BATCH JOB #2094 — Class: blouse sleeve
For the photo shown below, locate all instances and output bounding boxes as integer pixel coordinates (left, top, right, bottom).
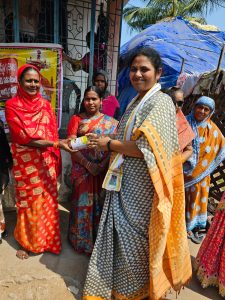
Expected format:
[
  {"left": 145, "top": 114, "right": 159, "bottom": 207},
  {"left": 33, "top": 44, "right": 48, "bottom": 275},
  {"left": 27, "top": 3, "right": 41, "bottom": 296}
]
[{"left": 67, "top": 115, "right": 81, "bottom": 137}]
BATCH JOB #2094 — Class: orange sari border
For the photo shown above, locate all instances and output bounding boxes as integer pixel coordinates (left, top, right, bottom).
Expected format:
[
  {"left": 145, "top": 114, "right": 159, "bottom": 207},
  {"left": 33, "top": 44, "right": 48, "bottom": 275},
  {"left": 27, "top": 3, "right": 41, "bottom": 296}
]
[
  {"left": 83, "top": 297, "right": 106, "bottom": 300},
  {"left": 111, "top": 284, "right": 149, "bottom": 300},
  {"left": 84, "top": 284, "right": 149, "bottom": 300}
]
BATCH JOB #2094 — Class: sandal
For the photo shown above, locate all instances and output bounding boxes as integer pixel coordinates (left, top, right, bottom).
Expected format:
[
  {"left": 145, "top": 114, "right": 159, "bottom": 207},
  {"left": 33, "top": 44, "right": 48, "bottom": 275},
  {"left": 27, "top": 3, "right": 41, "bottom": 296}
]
[
  {"left": 187, "top": 231, "right": 202, "bottom": 244},
  {"left": 194, "top": 231, "right": 204, "bottom": 241}
]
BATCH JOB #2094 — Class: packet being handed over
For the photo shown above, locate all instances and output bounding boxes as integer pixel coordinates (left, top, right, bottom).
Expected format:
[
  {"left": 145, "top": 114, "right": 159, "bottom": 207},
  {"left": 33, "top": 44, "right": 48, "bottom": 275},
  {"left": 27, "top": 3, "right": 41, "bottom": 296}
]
[{"left": 70, "top": 136, "right": 88, "bottom": 150}]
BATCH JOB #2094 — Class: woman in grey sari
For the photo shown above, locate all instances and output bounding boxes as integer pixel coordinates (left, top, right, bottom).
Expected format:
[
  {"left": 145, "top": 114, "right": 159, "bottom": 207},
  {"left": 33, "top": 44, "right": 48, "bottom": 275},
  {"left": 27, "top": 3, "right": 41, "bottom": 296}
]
[{"left": 83, "top": 48, "right": 191, "bottom": 300}]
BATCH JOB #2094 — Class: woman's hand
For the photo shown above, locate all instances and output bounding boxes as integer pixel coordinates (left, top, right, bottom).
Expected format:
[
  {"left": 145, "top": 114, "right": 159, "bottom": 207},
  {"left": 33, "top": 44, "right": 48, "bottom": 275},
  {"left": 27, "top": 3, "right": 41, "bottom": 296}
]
[
  {"left": 67, "top": 135, "right": 77, "bottom": 149},
  {"left": 87, "top": 134, "right": 111, "bottom": 151},
  {"left": 86, "top": 133, "right": 99, "bottom": 149},
  {"left": 59, "top": 139, "right": 77, "bottom": 153},
  {"left": 96, "top": 137, "right": 111, "bottom": 151},
  {"left": 67, "top": 138, "right": 73, "bottom": 149},
  {"left": 62, "top": 52, "right": 73, "bottom": 63},
  {"left": 86, "top": 133, "right": 98, "bottom": 140}
]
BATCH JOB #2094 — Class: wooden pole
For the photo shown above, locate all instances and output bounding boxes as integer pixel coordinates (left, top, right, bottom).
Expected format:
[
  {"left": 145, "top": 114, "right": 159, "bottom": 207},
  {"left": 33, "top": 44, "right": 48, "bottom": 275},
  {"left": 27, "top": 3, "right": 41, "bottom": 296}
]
[
  {"left": 180, "top": 57, "right": 185, "bottom": 74},
  {"left": 213, "top": 44, "right": 225, "bottom": 91}
]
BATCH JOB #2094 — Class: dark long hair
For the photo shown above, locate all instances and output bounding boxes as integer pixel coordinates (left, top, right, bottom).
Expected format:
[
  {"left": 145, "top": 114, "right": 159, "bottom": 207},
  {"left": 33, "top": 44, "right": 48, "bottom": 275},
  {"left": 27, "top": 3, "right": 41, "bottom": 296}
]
[
  {"left": 79, "top": 86, "right": 103, "bottom": 113},
  {"left": 92, "top": 69, "right": 110, "bottom": 98}
]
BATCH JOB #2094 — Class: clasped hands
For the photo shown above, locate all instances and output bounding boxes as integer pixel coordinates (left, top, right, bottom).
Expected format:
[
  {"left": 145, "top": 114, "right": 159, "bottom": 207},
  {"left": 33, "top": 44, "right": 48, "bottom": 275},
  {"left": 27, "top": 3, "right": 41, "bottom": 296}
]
[
  {"left": 86, "top": 133, "right": 111, "bottom": 151},
  {"left": 60, "top": 134, "right": 111, "bottom": 152}
]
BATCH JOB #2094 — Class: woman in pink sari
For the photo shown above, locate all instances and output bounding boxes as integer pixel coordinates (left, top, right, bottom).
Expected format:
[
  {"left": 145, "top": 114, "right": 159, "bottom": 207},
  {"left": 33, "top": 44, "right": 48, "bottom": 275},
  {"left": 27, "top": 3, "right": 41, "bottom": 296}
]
[{"left": 67, "top": 86, "right": 118, "bottom": 255}]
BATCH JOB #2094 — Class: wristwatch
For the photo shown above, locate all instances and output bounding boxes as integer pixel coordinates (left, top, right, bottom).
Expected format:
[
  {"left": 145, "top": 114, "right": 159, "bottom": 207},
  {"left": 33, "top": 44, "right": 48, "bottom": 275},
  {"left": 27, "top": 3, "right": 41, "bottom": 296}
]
[{"left": 107, "top": 139, "right": 112, "bottom": 152}]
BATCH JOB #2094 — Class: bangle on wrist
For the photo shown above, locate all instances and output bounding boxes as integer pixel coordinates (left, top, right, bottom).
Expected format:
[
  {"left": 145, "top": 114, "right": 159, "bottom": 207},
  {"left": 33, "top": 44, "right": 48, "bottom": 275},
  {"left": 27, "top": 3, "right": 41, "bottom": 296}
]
[
  {"left": 107, "top": 139, "right": 112, "bottom": 152},
  {"left": 53, "top": 141, "right": 60, "bottom": 148},
  {"left": 86, "top": 162, "right": 91, "bottom": 169}
]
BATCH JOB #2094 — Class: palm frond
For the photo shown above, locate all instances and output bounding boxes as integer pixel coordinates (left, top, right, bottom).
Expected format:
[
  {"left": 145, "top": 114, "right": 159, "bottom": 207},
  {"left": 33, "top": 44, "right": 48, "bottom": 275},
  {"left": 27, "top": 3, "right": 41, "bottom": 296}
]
[
  {"left": 123, "top": 6, "right": 174, "bottom": 30},
  {"left": 123, "top": 6, "right": 141, "bottom": 23},
  {"left": 182, "top": 0, "right": 225, "bottom": 15},
  {"left": 123, "top": 0, "right": 225, "bottom": 31}
]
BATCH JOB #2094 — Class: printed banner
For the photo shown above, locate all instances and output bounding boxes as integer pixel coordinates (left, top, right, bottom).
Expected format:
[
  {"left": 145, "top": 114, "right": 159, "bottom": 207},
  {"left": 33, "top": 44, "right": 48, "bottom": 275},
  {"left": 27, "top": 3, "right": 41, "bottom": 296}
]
[{"left": 0, "top": 43, "right": 63, "bottom": 131}]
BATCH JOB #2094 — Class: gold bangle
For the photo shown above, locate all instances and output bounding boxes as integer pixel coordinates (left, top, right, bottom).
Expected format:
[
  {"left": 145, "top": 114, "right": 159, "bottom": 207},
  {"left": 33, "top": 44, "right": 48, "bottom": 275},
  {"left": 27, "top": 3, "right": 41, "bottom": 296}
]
[
  {"left": 86, "top": 162, "right": 91, "bottom": 168},
  {"left": 53, "top": 141, "right": 60, "bottom": 148}
]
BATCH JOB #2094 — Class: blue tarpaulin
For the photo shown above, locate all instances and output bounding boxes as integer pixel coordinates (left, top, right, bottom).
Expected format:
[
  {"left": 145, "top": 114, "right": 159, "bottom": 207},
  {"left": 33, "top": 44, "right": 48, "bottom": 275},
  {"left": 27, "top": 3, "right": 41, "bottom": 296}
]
[{"left": 118, "top": 17, "right": 225, "bottom": 113}]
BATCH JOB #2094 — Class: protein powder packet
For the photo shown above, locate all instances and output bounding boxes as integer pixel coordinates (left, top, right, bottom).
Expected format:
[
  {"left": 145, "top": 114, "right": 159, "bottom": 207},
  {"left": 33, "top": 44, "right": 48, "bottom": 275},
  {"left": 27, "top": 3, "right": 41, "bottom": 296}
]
[{"left": 70, "top": 136, "right": 88, "bottom": 150}]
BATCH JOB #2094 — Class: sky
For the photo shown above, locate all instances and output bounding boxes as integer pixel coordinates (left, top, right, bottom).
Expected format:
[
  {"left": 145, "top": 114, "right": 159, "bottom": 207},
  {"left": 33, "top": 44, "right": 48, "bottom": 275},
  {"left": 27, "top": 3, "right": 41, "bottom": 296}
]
[{"left": 121, "top": 0, "right": 225, "bottom": 45}]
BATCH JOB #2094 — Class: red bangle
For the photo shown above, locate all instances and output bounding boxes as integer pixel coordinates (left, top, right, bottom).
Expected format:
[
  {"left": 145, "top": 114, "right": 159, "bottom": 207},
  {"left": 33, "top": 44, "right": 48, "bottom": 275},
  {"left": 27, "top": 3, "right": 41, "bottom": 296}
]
[{"left": 53, "top": 141, "right": 60, "bottom": 148}]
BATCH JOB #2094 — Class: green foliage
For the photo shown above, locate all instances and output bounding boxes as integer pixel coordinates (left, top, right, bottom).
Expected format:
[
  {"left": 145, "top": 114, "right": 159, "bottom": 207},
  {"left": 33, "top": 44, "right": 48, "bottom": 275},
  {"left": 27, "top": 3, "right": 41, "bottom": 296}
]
[{"left": 123, "top": 0, "right": 225, "bottom": 31}]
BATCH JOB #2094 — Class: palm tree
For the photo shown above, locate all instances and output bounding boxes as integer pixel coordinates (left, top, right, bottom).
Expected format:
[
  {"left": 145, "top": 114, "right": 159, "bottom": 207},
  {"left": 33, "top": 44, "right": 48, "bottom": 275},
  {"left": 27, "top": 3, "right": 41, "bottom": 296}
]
[{"left": 123, "top": 0, "right": 225, "bottom": 31}]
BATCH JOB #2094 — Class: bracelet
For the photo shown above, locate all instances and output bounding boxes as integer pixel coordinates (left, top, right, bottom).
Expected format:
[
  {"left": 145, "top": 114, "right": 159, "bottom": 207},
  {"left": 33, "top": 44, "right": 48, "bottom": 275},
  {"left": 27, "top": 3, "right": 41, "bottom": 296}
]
[
  {"left": 86, "top": 162, "right": 91, "bottom": 169},
  {"left": 107, "top": 139, "right": 112, "bottom": 152},
  {"left": 53, "top": 141, "right": 60, "bottom": 148}
]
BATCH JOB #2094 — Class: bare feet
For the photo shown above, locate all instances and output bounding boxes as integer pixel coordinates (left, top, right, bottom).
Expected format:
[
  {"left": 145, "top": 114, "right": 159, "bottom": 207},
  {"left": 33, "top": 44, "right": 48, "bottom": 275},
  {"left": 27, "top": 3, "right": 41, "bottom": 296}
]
[{"left": 16, "top": 249, "right": 29, "bottom": 259}]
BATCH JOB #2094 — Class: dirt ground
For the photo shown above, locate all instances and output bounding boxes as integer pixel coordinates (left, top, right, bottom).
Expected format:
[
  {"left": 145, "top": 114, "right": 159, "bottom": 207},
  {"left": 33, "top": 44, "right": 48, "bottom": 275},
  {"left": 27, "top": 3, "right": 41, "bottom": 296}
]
[{"left": 0, "top": 203, "right": 223, "bottom": 300}]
